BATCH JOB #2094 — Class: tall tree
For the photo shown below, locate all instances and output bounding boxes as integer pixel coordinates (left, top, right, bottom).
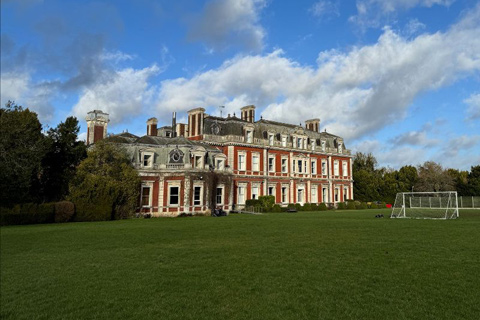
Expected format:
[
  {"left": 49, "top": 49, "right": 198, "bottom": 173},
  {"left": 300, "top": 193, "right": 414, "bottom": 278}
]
[
  {"left": 353, "top": 152, "right": 381, "bottom": 201},
  {"left": 0, "top": 102, "right": 48, "bottom": 206},
  {"left": 40, "top": 117, "right": 87, "bottom": 201},
  {"left": 69, "top": 141, "right": 140, "bottom": 221},
  {"left": 415, "top": 161, "right": 454, "bottom": 192},
  {"left": 397, "top": 165, "right": 418, "bottom": 192},
  {"left": 465, "top": 165, "right": 480, "bottom": 196}
]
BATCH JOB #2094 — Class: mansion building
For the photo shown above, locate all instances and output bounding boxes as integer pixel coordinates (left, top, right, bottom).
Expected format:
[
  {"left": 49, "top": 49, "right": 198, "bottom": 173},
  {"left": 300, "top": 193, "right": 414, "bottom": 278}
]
[{"left": 86, "top": 105, "right": 353, "bottom": 216}]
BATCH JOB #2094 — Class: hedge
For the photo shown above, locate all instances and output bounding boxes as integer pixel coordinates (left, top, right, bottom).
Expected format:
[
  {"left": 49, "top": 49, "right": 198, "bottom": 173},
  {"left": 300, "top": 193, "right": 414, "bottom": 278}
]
[{"left": 0, "top": 203, "right": 55, "bottom": 226}]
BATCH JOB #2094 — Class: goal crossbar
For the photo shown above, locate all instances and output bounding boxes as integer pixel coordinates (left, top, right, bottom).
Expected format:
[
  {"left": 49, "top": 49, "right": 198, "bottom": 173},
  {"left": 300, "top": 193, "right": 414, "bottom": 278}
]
[{"left": 390, "top": 191, "right": 459, "bottom": 219}]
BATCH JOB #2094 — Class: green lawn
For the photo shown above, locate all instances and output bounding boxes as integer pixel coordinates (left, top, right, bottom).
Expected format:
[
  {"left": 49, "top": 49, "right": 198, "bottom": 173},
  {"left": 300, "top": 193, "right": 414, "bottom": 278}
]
[{"left": 1, "top": 209, "right": 479, "bottom": 320}]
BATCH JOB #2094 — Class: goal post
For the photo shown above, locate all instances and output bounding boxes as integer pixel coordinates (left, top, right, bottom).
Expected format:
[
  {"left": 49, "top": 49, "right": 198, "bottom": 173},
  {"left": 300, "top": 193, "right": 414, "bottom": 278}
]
[{"left": 390, "top": 191, "right": 459, "bottom": 219}]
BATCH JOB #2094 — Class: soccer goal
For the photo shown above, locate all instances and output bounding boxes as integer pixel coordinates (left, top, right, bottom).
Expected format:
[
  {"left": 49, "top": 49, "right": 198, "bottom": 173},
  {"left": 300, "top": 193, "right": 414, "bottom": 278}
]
[{"left": 390, "top": 192, "right": 459, "bottom": 219}]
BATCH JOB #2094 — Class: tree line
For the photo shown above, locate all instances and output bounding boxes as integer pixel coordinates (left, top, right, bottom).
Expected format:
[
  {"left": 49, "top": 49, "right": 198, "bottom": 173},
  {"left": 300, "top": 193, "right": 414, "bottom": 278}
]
[
  {"left": 353, "top": 152, "right": 480, "bottom": 203},
  {"left": 0, "top": 102, "right": 140, "bottom": 224}
]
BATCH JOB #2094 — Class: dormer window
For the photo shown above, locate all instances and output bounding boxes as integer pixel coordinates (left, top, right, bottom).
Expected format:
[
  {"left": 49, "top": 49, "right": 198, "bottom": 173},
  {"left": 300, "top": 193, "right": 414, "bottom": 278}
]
[
  {"left": 297, "top": 138, "right": 302, "bottom": 149},
  {"left": 269, "top": 134, "right": 274, "bottom": 146},
  {"left": 143, "top": 154, "right": 152, "bottom": 167},
  {"left": 282, "top": 135, "right": 287, "bottom": 147},
  {"left": 338, "top": 143, "right": 343, "bottom": 154},
  {"left": 321, "top": 140, "right": 326, "bottom": 152},
  {"left": 195, "top": 156, "right": 203, "bottom": 168},
  {"left": 216, "top": 159, "right": 224, "bottom": 170},
  {"left": 246, "top": 130, "right": 253, "bottom": 143},
  {"left": 141, "top": 152, "right": 154, "bottom": 168}
]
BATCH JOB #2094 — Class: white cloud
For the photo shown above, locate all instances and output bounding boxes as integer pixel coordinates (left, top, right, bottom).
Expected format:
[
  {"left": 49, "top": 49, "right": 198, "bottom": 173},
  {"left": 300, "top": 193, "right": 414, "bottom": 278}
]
[
  {"left": 390, "top": 130, "right": 439, "bottom": 147},
  {"left": 100, "top": 50, "right": 136, "bottom": 64},
  {"left": 156, "top": 4, "right": 480, "bottom": 142},
  {"left": 0, "top": 72, "right": 56, "bottom": 122},
  {"left": 350, "top": 0, "right": 455, "bottom": 29},
  {"left": 309, "top": 1, "right": 340, "bottom": 20},
  {"left": 0, "top": 72, "right": 30, "bottom": 103},
  {"left": 464, "top": 93, "right": 480, "bottom": 121},
  {"left": 72, "top": 64, "right": 160, "bottom": 124},
  {"left": 187, "top": 0, "right": 267, "bottom": 51}
]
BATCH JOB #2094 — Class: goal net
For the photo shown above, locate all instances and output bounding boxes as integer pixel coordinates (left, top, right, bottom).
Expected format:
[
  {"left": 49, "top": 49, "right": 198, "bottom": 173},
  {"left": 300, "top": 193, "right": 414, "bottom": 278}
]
[{"left": 390, "top": 192, "right": 459, "bottom": 219}]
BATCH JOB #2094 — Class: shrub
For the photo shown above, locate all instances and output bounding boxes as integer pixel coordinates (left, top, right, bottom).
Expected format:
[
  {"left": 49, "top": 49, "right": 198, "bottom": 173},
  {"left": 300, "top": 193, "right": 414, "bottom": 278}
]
[
  {"left": 318, "top": 203, "right": 328, "bottom": 211},
  {"left": 346, "top": 201, "right": 356, "bottom": 210},
  {"left": 302, "top": 203, "right": 312, "bottom": 211},
  {"left": 294, "top": 203, "right": 302, "bottom": 212},
  {"left": 0, "top": 203, "right": 55, "bottom": 226},
  {"left": 287, "top": 203, "right": 296, "bottom": 210},
  {"left": 272, "top": 204, "right": 282, "bottom": 213},
  {"left": 37, "top": 203, "right": 55, "bottom": 224},
  {"left": 370, "top": 202, "right": 378, "bottom": 209},
  {"left": 55, "top": 201, "right": 75, "bottom": 223},
  {"left": 337, "top": 202, "right": 346, "bottom": 210},
  {"left": 245, "top": 199, "right": 261, "bottom": 208},
  {"left": 310, "top": 203, "right": 319, "bottom": 211},
  {"left": 259, "top": 196, "right": 275, "bottom": 212},
  {"left": 356, "top": 202, "right": 368, "bottom": 210}
]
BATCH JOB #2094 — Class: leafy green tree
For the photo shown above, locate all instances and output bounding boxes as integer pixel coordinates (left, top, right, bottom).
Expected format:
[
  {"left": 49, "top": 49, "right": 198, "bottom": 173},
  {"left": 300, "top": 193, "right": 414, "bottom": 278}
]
[
  {"left": 465, "top": 166, "right": 480, "bottom": 196},
  {"left": 397, "top": 165, "right": 418, "bottom": 192},
  {"left": 40, "top": 117, "right": 87, "bottom": 201},
  {"left": 69, "top": 141, "right": 140, "bottom": 221},
  {"left": 0, "top": 102, "right": 48, "bottom": 206},
  {"left": 415, "top": 161, "right": 454, "bottom": 192},
  {"left": 353, "top": 152, "right": 381, "bottom": 201},
  {"left": 448, "top": 168, "right": 469, "bottom": 196}
]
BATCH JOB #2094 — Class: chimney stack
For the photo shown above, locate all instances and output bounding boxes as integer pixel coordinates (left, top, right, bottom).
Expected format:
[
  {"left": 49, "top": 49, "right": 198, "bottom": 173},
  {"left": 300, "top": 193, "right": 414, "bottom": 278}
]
[
  {"left": 147, "top": 117, "right": 158, "bottom": 136},
  {"left": 305, "top": 118, "right": 320, "bottom": 132},
  {"left": 86, "top": 110, "right": 109, "bottom": 145},
  {"left": 240, "top": 105, "right": 256, "bottom": 123},
  {"left": 171, "top": 112, "right": 177, "bottom": 138},
  {"left": 187, "top": 107, "right": 206, "bottom": 139}
]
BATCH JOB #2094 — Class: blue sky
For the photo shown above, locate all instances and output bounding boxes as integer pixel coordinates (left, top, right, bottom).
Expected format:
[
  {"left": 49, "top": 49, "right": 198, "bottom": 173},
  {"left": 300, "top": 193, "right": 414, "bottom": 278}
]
[{"left": 1, "top": 0, "right": 479, "bottom": 170}]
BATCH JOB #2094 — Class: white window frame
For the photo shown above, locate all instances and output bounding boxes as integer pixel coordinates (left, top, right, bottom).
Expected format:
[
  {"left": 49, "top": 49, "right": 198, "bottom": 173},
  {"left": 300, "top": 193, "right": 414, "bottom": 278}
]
[
  {"left": 321, "top": 140, "right": 326, "bottom": 152},
  {"left": 342, "top": 161, "right": 348, "bottom": 177},
  {"left": 334, "top": 160, "right": 339, "bottom": 176},
  {"left": 281, "top": 157, "right": 288, "bottom": 173},
  {"left": 281, "top": 135, "right": 287, "bottom": 147},
  {"left": 238, "top": 152, "right": 246, "bottom": 171},
  {"left": 297, "top": 160, "right": 302, "bottom": 173},
  {"left": 216, "top": 186, "right": 224, "bottom": 205},
  {"left": 311, "top": 141, "right": 315, "bottom": 151},
  {"left": 338, "top": 143, "right": 343, "bottom": 154},
  {"left": 343, "top": 186, "right": 348, "bottom": 201},
  {"left": 322, "top": 187, "right": 328, "bottom": 203},
  {"left": 216, "top": 158, "right": 225, "bottom": 170},
  {"left": 322, "top": 160, "right": 327, "bottom": 175},
  {"left": 311, "top": 160, "right": 317, "bottom": 175},
  {"left": 252, "top": 153, "right": 260, "bottom": 172},
  {"left": 268, "top": 155, "right": 275, "bottom": 172},
  {"left": 238, "top": 185, "right": 246, "bottom": 205},
  {"left": 142, "top": 151, "right": 154, "bottom": 168},
  {"left": 268, "top": 185, "right": 275, "bottom": 201},
  {"left": 311, "top": 186, "right": 317, "bottom": 204},
  {"left": 281, "top": 186, "right": 288, "bottom": 204},
  {"left": 193, "top": 184, "right": 203, "bottom": 206},
  {"left": 251, "top": 184, "right": 260, "bottom": 200},
  {"left": 334, "top": 187, "right": 339, "bottom": 202},
  {"left": 168, "top": 184, "right": 181, "bottom": 207},
  {"left": 141, "top": 185, "right": 152, "bottom": 207},
  {"left": 297, "top": 138, "right": 302, "bottom": 149},
  {"left": 269, "top": 134, "right": 274, "bottom": 146},
  {"left": 297, "top": 187, "right": 305, "bottom": 204},
  {"left": 246, "top": 130, "right": 253, "bottom": 143},
  {"left": 195, "top": 155, "right": 203, "bottom": 169}
]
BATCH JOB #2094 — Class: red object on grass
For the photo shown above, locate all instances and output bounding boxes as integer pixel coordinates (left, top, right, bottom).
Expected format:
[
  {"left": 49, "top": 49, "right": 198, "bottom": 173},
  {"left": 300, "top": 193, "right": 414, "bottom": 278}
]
[{"left": 386, "top": 204, "right": 392, "bottom": 208}]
